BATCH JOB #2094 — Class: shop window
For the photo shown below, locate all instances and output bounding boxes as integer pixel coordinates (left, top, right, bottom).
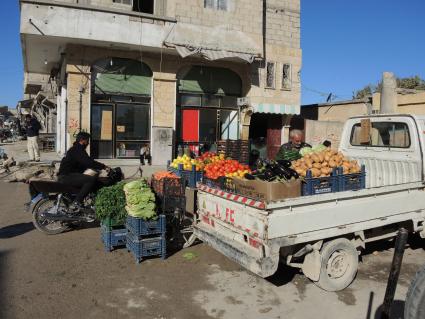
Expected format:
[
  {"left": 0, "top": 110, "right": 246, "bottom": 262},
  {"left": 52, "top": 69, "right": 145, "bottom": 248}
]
[
  {"left": 350, "top": 122, "right": 411, "bottom": 148},
  {"left": 282, "top": 63, "right": 292, "bottom": 90},
  {"left": 204, "top": 0, "right": 228, "bottom": 11},
  {"left": 181, "top": 95, "right": 201, "bottom": 107},
  {"left": 133, "top": 0, "right": 154, "bottom": 14},
  {"left": 266, "top": 62, "right": 276, "bottom": 89}
]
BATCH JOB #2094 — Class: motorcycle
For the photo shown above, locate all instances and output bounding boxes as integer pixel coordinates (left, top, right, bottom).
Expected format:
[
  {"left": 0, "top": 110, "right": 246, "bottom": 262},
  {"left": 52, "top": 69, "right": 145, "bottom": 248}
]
[{"left": 28, "top": 167, "right": 123, "bottom": 235}]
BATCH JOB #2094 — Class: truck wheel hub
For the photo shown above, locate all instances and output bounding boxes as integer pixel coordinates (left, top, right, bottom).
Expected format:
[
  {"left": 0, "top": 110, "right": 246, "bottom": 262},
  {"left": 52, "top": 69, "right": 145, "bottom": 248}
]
[{"left": 327, "top": 250, "right": 349, "bottom": 279}]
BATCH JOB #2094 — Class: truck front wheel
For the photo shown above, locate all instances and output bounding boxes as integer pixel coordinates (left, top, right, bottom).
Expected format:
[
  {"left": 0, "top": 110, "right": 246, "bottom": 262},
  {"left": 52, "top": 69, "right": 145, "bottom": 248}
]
[{"left": 314, "top": 238, "right": 359, "bottom": 292}]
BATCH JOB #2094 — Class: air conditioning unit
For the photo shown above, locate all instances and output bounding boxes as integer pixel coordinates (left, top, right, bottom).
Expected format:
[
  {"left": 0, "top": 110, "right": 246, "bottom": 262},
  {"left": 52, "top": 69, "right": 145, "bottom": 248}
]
[{"left": 237, "top": 97, "right": 250, "bottom": 107}]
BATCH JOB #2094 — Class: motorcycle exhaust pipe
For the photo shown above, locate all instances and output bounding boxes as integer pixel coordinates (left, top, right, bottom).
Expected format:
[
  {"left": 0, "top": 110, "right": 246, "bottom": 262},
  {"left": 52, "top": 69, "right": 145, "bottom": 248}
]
[{"left": 41, "top": 212, "right": 88, "bottom": 222}]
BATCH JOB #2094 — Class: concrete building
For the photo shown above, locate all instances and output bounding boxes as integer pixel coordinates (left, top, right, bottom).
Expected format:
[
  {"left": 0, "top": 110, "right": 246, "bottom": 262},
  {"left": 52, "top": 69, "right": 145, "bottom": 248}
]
[
  {"left": 20, "top": 0, "right": 302, "bottom": 163},
  {"left": 300, "top": 89, "right": 425, "bottom": 149}
]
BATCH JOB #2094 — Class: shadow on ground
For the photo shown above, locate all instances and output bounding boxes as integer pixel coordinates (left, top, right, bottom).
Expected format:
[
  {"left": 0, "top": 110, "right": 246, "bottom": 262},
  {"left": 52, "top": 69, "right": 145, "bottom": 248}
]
[
  {"left": 265, "top": 263, "right": 299, "bottom": 287},
  {"left": 0, "top": 222, "right": 34, "bottom": 239}
]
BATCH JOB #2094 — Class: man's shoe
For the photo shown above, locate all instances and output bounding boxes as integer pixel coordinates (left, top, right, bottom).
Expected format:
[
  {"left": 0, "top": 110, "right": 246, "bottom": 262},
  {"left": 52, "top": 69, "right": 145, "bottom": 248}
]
[
  {"left": 35, "top": 159, "right": 40, "bottom": 162},
  {"left": 69, "top": 201, "right": 84, "bottom": 213}
]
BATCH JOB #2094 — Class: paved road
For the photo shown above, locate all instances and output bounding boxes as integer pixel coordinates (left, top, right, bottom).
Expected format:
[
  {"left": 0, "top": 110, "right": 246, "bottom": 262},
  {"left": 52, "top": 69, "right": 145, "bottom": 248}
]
[{"left": 1, "top": 182, "right": 424, "bottom": 319}]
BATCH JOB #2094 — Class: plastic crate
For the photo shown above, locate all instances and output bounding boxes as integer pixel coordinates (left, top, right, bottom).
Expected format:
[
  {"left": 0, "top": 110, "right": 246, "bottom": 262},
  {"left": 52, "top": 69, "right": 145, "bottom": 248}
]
[
  {"left": 101, "top": 225, "right": 127, "bottom": 252},
  {"left": 168, "top": 163, "right": 203, "bottom": 188},
  {"left": 302, "top": 170, "right": 339, "bottom": 196},
  {"left": 202, "top": 176, "right": 236, "bottom": 193},
  {"left": 152, "top": 176, "right": 185, "bottom": 198},
  {"left": 160, "top": 196, "right": 186, "bottom": 213},
  {"left": 100, "top": 216, "right": 126, "bottom": 230},
  {"left": 337, "top": 165, "right": 366, "bottom": 192},
  {"left": 126, "top": 215, "right": 166, "bottom": 236},
  {"left": 126, "top": 233, "right": 166, "bottom": 263}
]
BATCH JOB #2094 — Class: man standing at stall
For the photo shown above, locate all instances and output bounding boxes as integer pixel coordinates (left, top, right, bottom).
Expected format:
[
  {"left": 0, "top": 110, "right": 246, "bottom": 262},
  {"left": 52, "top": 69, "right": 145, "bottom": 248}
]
[
  {"left": 25, "top": 114, "right": 41, "bottom": 162},
  {"left": 275, "top": 129, "right": 311, "bottom": 161}
]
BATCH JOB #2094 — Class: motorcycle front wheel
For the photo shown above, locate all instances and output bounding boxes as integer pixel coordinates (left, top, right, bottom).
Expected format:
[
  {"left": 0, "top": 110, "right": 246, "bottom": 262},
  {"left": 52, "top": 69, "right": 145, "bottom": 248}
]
[{"left": 32, "top": 197, "right": 70, "bottom": 235}]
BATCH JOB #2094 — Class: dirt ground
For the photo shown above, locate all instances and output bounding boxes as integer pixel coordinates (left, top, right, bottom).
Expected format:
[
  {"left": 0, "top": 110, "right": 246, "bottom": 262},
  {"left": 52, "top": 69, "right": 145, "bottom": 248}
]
[{"left": 1, "top": 181, "right": 425, "bottom": 319}]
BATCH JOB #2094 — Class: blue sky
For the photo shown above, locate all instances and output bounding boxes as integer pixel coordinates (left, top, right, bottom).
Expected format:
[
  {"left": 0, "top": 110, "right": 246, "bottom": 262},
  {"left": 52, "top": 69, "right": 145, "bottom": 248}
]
[
  {"left": 302, "top": 0, "right": 425, "bottom": 104},
  {"left": 0, "top": 1, "right": 424, "bottom": 107}
]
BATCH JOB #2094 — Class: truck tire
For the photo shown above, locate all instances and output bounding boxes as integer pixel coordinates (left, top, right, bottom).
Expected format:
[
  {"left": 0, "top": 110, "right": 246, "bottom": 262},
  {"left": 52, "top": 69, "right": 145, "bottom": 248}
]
[
  {"left": 315, "top": 238, "right": 358, "bottom": 292},
  {"left": 404, "top": 264, "right": 425, "bottom": 319}
]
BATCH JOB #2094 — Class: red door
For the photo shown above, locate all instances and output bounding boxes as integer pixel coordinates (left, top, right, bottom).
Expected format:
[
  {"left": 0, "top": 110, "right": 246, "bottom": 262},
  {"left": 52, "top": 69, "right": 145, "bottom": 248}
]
[
  {"left": 182, "top": 109, "right": 199, "bottom": 154},
  {"left": 267, "top": 116, "right": 282, "bottom": 159}
]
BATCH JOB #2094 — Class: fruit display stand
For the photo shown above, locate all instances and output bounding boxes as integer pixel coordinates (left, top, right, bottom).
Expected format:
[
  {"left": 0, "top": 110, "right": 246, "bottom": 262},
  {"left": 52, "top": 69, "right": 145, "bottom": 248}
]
[{"left": 167, "top": 163, "right": 203, "bottom": 188}]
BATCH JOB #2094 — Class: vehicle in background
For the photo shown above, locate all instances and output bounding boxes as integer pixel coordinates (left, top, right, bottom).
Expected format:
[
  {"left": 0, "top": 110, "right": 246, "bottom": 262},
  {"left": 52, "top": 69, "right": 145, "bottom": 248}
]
[{"left": 193, "top": 114, "right": 425, "bottom": 291}]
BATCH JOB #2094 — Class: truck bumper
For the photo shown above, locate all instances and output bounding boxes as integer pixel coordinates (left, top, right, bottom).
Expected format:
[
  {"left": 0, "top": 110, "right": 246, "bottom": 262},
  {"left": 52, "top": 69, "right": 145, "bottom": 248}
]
[{"left": 194, "top": 223, "right": 279, "bottom": 278}]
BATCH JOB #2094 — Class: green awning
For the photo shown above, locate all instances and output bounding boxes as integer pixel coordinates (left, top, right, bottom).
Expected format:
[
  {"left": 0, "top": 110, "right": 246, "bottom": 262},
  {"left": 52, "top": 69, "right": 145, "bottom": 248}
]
[
  {"left": 178, "top": 66, "right": 242, "bottom": 96},
  {"left": 93, "top": 58, "right": 153, "bottom": 96}
]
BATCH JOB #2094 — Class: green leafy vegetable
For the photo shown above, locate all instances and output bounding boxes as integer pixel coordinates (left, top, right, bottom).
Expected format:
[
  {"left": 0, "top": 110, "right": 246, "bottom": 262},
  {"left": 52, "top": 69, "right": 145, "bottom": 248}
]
[
  {"left": 95, "top": 181, "right": 127, "bottom": 224},
  {"left": 124, "top": 179, "right": 157, "bottom": 220}
]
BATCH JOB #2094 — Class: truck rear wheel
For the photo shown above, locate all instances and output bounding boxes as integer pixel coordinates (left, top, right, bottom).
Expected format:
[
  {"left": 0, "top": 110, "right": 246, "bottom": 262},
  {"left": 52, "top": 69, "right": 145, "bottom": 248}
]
[
  {"left": 405, "top": 264, "right": 425, "bottom": 319},
  {"left": 314, "top": 238, "right": 358, "bottom": 292}
]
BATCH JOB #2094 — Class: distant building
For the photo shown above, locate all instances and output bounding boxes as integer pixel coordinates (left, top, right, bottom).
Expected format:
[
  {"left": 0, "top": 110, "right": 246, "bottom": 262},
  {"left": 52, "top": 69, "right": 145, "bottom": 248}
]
[{"left": 20, "top": 0, "right": 302, "bottom": 161}]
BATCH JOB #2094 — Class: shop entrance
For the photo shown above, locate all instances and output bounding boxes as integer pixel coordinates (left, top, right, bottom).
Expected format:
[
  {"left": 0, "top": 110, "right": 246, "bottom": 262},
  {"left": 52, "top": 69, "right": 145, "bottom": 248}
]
[
  {"left": 91, "top": 102, "right": 150, "bottom": 158},
  {"left": 249, "top": 113, "right": 282, "bottom": 159},
  {"left": 90, "top": 58, "right": 152, "bottom": 159},
  {"left": 176, "top": 66, "right": 242, "bottom": 155}
]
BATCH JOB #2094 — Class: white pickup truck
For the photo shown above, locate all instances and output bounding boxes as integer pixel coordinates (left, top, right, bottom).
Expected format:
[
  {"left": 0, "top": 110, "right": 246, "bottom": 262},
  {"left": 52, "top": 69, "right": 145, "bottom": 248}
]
[{"left": 193, "top": 114, "right": 425, "bottom": 291}]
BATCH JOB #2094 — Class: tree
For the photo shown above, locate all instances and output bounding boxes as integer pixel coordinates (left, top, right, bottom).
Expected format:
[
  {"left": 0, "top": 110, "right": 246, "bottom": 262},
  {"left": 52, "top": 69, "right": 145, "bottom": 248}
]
[
  {"left": 354, "top": 84, "right": 375, "bottom": 99},
  {"left": 354, "top": 75, "right": 425, "bottom": 99}
]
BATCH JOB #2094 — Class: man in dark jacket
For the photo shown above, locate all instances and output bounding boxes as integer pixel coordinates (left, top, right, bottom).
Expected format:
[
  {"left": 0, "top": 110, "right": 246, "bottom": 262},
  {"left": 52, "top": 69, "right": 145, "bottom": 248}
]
[
  {"left": 25, "top": 114, "right": 41, "bottom": 161},
  {"left": 275, "top": 129, "right": 311, "bottom": 160},
  {"left": 58, "top": 132, "right": 108, "bottom": 211}
]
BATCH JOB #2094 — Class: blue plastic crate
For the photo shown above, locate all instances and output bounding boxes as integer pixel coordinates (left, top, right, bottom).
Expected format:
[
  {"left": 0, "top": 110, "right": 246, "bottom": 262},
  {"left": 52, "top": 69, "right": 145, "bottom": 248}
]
[
  {"left": 126, "top": 232, "right": 166, "bottom": 263},
  {"left": 168, "top": 163, "right": 203, "bottom": 188},
  {"left": 126, "top": 215, "right": 166, "bottom": 236},
  {"left": 302, "top": 169, "right": 339, "bottom": 196},
  {"left": 337, "top": 165, "right": 366, "bottom": 192},
  {"left": 101, "top": 225, "right": 127, "bottom": 252}
]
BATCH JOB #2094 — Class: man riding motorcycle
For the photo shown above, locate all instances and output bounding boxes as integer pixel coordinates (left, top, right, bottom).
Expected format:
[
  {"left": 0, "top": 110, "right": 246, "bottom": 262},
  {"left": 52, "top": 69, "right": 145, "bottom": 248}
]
[{"left": 57, "top": 132, "right": 109, "bottom": 212}]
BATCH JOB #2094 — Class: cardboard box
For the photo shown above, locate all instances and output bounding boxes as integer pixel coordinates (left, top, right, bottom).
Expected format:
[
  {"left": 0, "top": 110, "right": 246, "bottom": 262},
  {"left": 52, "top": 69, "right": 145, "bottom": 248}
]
[{"left": 232, "top": 178, "right": 301, "bottom": 202}]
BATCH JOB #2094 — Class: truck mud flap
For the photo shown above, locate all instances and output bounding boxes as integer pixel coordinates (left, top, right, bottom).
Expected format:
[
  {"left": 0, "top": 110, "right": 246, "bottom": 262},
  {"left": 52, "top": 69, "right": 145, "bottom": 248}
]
[{"left": 194, "top": 224, "right": 279, "bottom": 278}]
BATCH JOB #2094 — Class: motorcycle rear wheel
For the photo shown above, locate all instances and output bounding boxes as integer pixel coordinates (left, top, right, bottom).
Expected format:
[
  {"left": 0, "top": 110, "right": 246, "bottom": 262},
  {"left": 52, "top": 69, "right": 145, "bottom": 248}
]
[{"left": 32, "top": 198, "right": 70, "bottom": 235}]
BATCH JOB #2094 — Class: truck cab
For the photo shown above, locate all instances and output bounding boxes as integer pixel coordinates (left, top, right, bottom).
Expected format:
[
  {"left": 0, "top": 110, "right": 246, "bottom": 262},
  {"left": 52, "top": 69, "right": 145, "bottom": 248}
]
[{"left": 340, "top": 114, "right": 425, "bottom": 188}]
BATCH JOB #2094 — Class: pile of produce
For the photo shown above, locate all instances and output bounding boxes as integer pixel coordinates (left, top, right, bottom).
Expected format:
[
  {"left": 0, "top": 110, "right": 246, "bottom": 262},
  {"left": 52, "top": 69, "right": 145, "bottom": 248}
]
[
  {"left": 246, "top": 159, "right": 299, "bottom": 182},
  {"left": 123, "top": 179, "right": 157, "bottom": 220},
  {"left": 95, "top": 181, "right": 127, "bottom": 224},
  {"left": 275, "top": 149, "right": 302, "bottom": 161},
  {"left": 151, "top": 171, "right": 183, "bottom": 197},
  {"left": 198, "top": 151, "right": 217, "bottom": 163},
  {"left": 170, "top": 154, "right": 204, "bottom": 171},
  {"left": 299, "top": 144, "right": 327, "bottom": 157},
  {"left": 204, "top": 158, "right": 250, "bottom": 180},
  {"left": 291, "top": 149, "right": 361, "bottom": 178}
]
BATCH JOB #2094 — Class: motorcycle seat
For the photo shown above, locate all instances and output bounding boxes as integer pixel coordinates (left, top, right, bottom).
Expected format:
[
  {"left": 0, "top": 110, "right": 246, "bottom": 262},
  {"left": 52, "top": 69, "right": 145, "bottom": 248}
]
[{"left": 29, "top": 179, "right": 81, "bottom": 194}]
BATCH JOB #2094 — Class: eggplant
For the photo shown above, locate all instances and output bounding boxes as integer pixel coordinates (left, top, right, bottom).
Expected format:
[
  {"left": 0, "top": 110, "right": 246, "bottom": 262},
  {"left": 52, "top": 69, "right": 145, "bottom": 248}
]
[
  {"left": 276, "top": 159, "right": 292, "bottom": 168},
  {"left": 244, "top": 173, "right": 256, "bottom": 180}
]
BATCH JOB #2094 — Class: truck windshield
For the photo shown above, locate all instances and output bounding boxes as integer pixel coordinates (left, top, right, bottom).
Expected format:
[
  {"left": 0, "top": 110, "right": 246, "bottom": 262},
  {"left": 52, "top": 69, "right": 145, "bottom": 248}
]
[{"left": 350, "top": 122, "right": 411, "bottom": 148}]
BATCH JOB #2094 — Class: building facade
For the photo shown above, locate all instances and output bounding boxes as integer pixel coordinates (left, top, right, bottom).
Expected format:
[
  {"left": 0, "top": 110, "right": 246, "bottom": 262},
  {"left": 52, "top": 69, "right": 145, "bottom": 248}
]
[{"left": 20, "top": 0, "right": 302, "bottom": 163}]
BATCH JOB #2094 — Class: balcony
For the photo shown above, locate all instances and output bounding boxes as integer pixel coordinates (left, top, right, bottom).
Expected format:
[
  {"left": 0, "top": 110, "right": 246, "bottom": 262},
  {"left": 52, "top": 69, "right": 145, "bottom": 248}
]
[{"left": 20, "top": 0, "right": 177, "bottom": 74}]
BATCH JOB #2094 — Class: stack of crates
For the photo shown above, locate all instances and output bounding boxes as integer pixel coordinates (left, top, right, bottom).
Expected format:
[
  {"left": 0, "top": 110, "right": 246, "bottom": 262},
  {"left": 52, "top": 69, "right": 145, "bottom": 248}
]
[
  {"left": 100, "top": 217, "right": 127, "bottom": 252},
  {"left": 217, "top": 140, "right": 250, "bottom": 164},
  {"left": 126, "top": 215, "right": 166, "bottom": 263}
]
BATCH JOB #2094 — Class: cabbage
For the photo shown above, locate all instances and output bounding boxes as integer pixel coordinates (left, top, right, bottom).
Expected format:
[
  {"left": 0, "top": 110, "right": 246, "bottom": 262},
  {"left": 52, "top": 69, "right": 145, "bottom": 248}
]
[
  {"left": 123, "top": 179, "right": 157, "bottom": 220},
  {"left": 312, "top": 144, "right": 327, "bottom": 153},
  {"left": 300, "top": 147, "right": 313, "bottom": 156}
]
